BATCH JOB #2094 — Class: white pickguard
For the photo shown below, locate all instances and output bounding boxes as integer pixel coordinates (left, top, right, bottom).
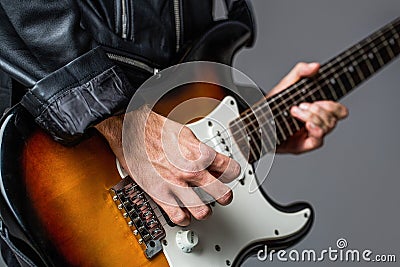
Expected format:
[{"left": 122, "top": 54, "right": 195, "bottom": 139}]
[{"left": 156, "top": 96, "right": 312, "bottom": 267}]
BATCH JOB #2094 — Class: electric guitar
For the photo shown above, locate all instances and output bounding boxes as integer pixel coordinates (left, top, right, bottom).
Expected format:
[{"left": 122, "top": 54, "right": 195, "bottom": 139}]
[{"left": 0, "top": 17, "right": 399, "bottom": 267}]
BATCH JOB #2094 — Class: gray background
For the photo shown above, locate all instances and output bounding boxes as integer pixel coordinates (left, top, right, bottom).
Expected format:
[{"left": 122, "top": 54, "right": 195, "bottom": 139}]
[{"left": 235, "top": 0, "right": 400, "bottom": 266}]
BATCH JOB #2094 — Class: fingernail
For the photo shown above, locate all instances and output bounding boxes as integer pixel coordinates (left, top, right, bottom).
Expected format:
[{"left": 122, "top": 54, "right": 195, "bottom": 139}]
[
  {"left": 299, "top": 103, "right": 309, "bottom": 110},
  {"left": 310, "top": 123, "right": 317, "bottom": 129},
  {"left": 309, "top": 62, "right": 319, "bottom": 68},
  {"left": 292, "top": 106, "right": 301, "bottom": 114}
]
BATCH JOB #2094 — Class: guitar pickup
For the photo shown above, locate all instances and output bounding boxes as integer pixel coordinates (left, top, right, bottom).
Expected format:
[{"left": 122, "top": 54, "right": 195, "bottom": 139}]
[{"left": 110, "top": 176, "right": 166, "bottom": 259}]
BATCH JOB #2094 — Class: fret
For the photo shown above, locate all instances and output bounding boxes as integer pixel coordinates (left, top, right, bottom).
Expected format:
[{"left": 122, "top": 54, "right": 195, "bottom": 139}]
[
  {"left": 366, "top": 36, "right": 384, "bottom": 71},
  {"left": 311, "top": 81, "right": 325, "bottom": 101},
  {"left": 365, "top": 54, "right": 375, "bottom": 74},
  {"left": 296, "top": 80, "right": 316, "bottom": 103},
  {"left": 321, "top": 60, "right": 345, "bottom": 100},
  {"left": 232, "top": 17, "right": 400, "bottom": 163},
  {"left": 256, "top": 105, "right": 277, "bottom": 150},
  {"left": 339, "top": 59, "right": 356, "bottom": 88},
  {"left": 229, "top": 119, "right": 253, "bottom": 162},
  {"left": 343, "top": 47, "right": 358, "bottom": 83},
  {"left": 373, "top": 30, "right": 387, "bottom": 67},
  {"left": 317, "top": 81, "right": 328, "bottom": 100},
  {"left": 320, "top": 84, "right": 334, "bottom": 100},
  {"left": 336, "top": 72, "right": 351, "bottom": 96},
  {"left": 265, "top": 99, "right": 286, "bottom": 143},
  {"left": 278, "top": 111, "right": 293, "bottom": 136},
  {"left": 386, "top": 39, "right": 396, "bottom": 59},
  {"left": 271, "top": 93, "right": 294, "bottom": 138},
  {"left": 389, "top": 22, "right": 400, "bottom": 40},
  {"left": 355, "top": 58, "right": 372, "bottom": 81},
  {"left": 358, "top": 44, "right": 375, "bottom": 75},
  {"left": 240, "top": 109, "right": 263, "bottom": 159},
  {"left": 318, "top": 60, "right": 337, "bottom": 99},
  {"left": 379, "top": 33, "right": 394, "bottom": 62},
  {"left": 279, "top": 87, "right": 301, "bottom": 131},
  {"left": 239, "top": 121, "right": 257, "bottom": 162},
  {"left": 273, "top": 114, "right": 287, "bottom": 142},
  {"left": 381, "top": 36, "right": 395, "bottom": 59},
  {"left": 387, "top": 23, "right": 400, "bottom": 56},
  {"left": 349, "top": 64, "right": 362, "bottom": 85},
  {"left": 242, "top": 113, "right": 262, "bottom": 158},
  {"left": 345, "top": 47, "right": 366, "bottom": 82},
  {"left": 309, "top": 90, "right": 317, "bottom": 102},
  {"left": 371, "top": 39, "right": 385, "bottom": 67},
  {"left": 325, "top": 80, "right": 339, "bottom": 101},
  {"left": 380, "top": 40, "right": 393, "bottom": 62},
  {"left": 333, "top": 59, "right": 348, "bottom": 96},
  {"left": 324, "top": 76, "right": 339, "bottom": 101}
]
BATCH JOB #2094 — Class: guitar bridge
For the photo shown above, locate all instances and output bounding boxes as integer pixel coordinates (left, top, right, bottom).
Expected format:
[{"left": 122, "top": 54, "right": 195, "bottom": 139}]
[{"left": 110, "top": 176, "right": 166, "bottom": 259}]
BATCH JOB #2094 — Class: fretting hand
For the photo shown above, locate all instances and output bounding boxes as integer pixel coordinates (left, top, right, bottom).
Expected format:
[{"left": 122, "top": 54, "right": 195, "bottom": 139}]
[{"left": 268, "top": 62, "right": 349, "bottom": 154}]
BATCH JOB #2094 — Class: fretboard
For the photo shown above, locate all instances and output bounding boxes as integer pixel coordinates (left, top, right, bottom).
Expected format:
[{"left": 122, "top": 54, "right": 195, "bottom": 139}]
[{"left": 230, "top": 17, "right": 400, "bottom": 163}]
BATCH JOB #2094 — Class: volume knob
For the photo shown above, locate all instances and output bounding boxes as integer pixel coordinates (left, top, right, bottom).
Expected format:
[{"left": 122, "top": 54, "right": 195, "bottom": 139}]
[{"left": 175, "top": 230, "right": 199, "bottom": 253}]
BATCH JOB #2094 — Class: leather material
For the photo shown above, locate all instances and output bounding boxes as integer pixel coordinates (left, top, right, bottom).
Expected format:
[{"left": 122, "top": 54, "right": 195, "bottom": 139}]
[
  {"left": 22, "top": 63, "right": 134, "bottom": 145},
  {"left": 0, "top": 0, "right": 255, "bottom": 145}
]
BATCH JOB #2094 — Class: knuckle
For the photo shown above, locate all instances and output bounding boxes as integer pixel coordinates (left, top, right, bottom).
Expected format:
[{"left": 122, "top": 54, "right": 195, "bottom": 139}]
[
  {"left": 170, "top": 211, "right": 187, "bottom": 225},
  {"left": 295, "top": 62, "right": 307, "bottom": 70},
  {"left": 214, "top": 155, "right": 226, "bottom": 169},
  {"left": 200, "top": 145, "right": 216, "bottom": 164},
  {"left": 311, "top": 115, "right": 322, "bottom": 125},
  {"left": 316, "top": 130, "right": 325, "bottom": 138},
  {"left": 193, "top": 207, "right": 212, "bottom": 220},
  {"left": 181, "top": 170, "right": 202, "bottom": 182},
  {"left": 342, "top": 106, "right": 349, "bottom": 117},
  {"left": 231, "top": 160, "right": 241, "bottom": 178},
  {"left": 325, "top": 100, "right": 336, "bottom": 106},
  {"left": 328, "top": 117, "right": 337, "bottom": 128},
  {"left": 309, "top": 104, "right": 321, "bottom": 114},
  {"left": 218, "top": 190, "right": 233, "bottom": 205}
]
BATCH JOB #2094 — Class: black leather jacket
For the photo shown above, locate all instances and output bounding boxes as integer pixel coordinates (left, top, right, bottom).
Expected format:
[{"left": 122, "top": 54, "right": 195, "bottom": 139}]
[{"left": 0, "top": 0, "right": 255, "bottom": 145}]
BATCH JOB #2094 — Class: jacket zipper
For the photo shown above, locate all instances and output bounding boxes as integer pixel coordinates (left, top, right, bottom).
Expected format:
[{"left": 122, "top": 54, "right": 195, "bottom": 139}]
[
  {"left": 107, "top": 53, "right": 160, "bottom": 75},
  {"left": 173, "top": 0, "right": 182, "bottom": 52},
  {"left": 121, "top": 0, "right": 128, "bottom": 39}
]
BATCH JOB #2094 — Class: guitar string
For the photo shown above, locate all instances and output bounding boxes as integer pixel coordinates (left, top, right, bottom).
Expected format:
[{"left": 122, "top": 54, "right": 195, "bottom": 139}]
[
  {"left": 234, "top": 18, "right": 400, "bottom": 130},
  {"left": 203, "top": 21, "right": 399, "bottom": 149},
  {"left": 151, "top": 23, "right": 399, "bottom": 232},
  {"left": 204, "top": 34, "right": 399, "bottom": 160},
  {"left": 219, "top": 37, "right": 399, "bottom": 159},
  {"left": 130, "top": 21, "right": 399, "bottom": 237},
  {"left": 202, "top": 24, "right": 399, "bottom": 155}
]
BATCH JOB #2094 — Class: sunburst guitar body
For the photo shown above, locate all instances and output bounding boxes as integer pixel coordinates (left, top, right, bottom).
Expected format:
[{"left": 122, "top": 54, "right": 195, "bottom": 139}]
[
  {"left": 0, "top": 21, "right": 315, "bottom": 267},
  {"left": 6, "top": 15, "right": 399, "bottom": 266}
]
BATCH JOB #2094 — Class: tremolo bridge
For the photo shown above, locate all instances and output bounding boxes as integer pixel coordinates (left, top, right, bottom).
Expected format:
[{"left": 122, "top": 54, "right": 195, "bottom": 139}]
[{"left": 110, "top": 176, "right": 166, "bottom": 258}]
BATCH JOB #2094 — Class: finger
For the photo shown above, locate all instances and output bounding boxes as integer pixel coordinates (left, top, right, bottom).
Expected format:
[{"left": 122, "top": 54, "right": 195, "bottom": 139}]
[
  {"left": 305, "top": 121, "right": 325, "bottom": 139},
  {"left": 299, "top": 103, "right": 337, "bottom": 129},
  {"left": 291, "top": 105, "right": 326, "bottom": 132},
  {"left": 192, "top": 171, "right": 233, "bottom": 206},
  {"left": 273, "top": 62, "right": 320, "bottom": 93},
  {"left": 172, "top": 186, "right": 212, "bottom": 221},
  {"left": 208, "top": 153, "right": 241, "bottom": 183},
  {"left": 296, "top": 136, "right": 324, "bottom": 153},
  {"left": 314, "top": 101, "right": 349, "bottom": 119},
  {"left": 153, "top": 196, "right": 191, "bottom": 226}
]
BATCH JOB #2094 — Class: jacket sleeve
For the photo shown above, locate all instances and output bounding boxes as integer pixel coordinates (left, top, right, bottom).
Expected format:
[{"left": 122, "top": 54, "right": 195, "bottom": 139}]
[{"left": 0, "top": 0, "right": 135, "bottom": 145}]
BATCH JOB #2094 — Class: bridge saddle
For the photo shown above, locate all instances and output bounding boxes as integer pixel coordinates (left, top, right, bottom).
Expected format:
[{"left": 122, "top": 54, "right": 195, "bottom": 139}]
[{"left": 111, "top": 176, "right": 166, "bottom": 259}]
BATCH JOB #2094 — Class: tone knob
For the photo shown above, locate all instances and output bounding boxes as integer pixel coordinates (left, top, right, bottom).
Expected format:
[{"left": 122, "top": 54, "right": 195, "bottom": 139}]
[{"left": 175, "top": 230, "right": 199, "bottom": 253}]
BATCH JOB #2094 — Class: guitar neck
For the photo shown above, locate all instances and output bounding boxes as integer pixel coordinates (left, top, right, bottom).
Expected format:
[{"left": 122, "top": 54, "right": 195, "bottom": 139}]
[{"left": 230, "top": 17, "right": 400, "bottom": 163}]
